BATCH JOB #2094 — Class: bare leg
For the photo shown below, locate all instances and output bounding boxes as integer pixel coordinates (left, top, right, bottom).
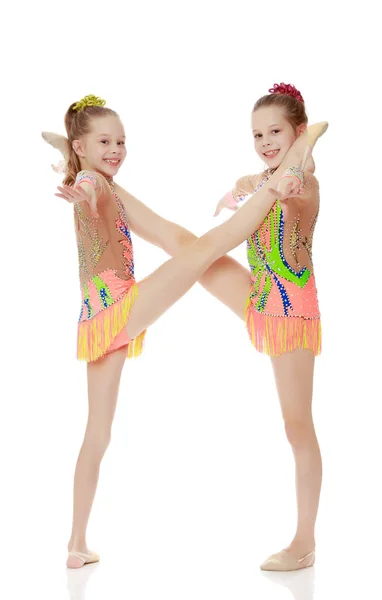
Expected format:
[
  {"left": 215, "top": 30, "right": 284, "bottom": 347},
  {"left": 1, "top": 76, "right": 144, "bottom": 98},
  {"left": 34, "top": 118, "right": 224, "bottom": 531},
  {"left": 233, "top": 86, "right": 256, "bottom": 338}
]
[
  {"left": 270, "top": 349, "right": 322, "bottom": 558},
  {"left": 167, "top": 243, "right": 322, "bottom": 557},
  {"left": 197, "top": 256, "right": 252, "bottom": 318},
  {"left": 169, "top": 228, "right": 253, "bottom": 318},
  {"left": 67, "top": 347, "right": 126, "bottom": 568},
  {"left": 128, "top": 239, "right": 254, "bottom": 338}
]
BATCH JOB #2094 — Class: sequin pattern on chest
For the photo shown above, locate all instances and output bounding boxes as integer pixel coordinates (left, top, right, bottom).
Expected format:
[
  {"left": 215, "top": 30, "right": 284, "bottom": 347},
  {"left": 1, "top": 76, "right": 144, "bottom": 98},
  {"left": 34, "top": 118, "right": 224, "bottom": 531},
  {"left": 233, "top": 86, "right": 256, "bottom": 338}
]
[{"left": 246, "top": 174, "right": 313, "bottom": 317}]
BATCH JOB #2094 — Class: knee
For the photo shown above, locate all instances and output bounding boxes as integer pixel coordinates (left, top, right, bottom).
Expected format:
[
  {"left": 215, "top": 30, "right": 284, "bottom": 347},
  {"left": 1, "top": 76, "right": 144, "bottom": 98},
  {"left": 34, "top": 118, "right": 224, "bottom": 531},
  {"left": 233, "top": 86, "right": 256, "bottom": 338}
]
[
  {"left": 83, "top": 429, "right": 111, "bottom": 461},
  {"left": 284, "top": 418, "right": 314, "bottom": 448}
]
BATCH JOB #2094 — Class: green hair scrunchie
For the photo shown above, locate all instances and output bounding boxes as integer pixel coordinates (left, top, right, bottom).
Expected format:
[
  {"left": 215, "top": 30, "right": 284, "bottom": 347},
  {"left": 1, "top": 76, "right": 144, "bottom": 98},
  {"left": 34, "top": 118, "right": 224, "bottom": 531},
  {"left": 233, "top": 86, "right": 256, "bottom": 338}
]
[{"left": 72, "top": 95, "right": 106, "bottom": 112}]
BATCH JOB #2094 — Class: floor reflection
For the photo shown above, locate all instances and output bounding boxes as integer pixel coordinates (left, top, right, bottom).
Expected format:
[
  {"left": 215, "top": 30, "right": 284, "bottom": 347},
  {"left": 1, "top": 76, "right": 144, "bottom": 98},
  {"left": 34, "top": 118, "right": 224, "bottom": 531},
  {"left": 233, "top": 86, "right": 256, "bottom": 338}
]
[
  {"left": 261, "top": 566, "right": 315, "bottom": 600},
  {"left": 66, "top": 562, "right": 99, "bottom": 600}
]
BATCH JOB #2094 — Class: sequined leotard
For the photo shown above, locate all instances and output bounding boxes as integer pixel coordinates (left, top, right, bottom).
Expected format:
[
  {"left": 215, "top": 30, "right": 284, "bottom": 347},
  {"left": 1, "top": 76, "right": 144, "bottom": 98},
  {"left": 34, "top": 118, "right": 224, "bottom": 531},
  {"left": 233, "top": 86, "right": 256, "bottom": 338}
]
[
  {"left": 74, "top": 170, "right": 145, "bottom": 362},
  {"left": 226, "top": 171, "right": 321, "bottom": 356}
]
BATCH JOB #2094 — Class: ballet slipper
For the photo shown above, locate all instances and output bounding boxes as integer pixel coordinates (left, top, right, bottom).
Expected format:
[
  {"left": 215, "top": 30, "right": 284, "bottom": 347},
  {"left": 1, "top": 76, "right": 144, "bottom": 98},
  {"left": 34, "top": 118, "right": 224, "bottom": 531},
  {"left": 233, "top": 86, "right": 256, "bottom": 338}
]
[
  {"left": 260, "top": 549, "right": 315, "bottom": 572},
  {"left": 41, "top": 131, "right": 70, "bottom": 159},
  {"left": 268, "top": 122, "right": 328, "bottom": 199},
  {"left": 66, "top": 550, "right": 100, "bottom": 569},
  {"left": 280, "top": 122, "right": 327, "bottom": 173},
  {"left": 299, "top": 122, "right": 328, "bottom": 169}
]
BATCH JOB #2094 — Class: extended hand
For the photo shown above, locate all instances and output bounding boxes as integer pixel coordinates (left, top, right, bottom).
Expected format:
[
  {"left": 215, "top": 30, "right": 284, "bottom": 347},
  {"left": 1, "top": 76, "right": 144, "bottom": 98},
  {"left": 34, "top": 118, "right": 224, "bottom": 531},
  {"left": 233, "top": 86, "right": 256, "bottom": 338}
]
[
  {"left": 55, "top": 184, "right": 99, "bottom": 218},
  {"left": 214, "top": 198, "right": 238, "bottom": 217},
  {"left": 214, "top": 193, "right": 241, "bottom": 217}
]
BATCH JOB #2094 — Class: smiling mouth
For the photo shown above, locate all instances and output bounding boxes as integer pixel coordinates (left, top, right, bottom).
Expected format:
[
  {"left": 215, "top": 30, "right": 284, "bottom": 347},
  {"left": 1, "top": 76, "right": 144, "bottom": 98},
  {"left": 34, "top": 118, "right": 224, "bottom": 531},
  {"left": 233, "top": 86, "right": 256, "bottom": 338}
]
[
  {"left": 104, "top": 158, "right": 120, "bottom": 165},
  {"left": 263, "top": 150, "right": 280, "bottom": 158}
]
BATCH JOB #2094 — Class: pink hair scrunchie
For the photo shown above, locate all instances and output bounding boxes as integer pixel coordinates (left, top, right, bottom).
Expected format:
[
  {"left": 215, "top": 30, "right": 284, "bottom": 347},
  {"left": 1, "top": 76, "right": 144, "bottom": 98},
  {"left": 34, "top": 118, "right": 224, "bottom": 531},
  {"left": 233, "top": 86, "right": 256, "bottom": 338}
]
[{"left": 269, "top": 83, "right": 304, "bottom": 104}]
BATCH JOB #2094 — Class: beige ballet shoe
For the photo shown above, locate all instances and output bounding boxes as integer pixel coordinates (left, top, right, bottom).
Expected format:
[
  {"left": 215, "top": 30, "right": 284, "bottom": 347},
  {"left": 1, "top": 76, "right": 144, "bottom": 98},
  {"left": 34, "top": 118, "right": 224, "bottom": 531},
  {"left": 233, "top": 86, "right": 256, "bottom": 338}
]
[
  {"left": 302, "top": 122, "right": 328, "bottom": 169},
  {"left": 282, "top": 122, "right": 328, "bottom": 172},
  {"left": 306, "top": 121, "right": 328, "bottom": 145},
  {"left": 267, "top": 122, "right": 328, "bottom": 202},
  {"left": 67, "top": 550, "right": 100, "bottom": 569},
  {"left": 260, "top": 549, "right": 315, "bottom": 572},
  {"left": 41, "top": 131, "right": 70, "bottom": 159}
]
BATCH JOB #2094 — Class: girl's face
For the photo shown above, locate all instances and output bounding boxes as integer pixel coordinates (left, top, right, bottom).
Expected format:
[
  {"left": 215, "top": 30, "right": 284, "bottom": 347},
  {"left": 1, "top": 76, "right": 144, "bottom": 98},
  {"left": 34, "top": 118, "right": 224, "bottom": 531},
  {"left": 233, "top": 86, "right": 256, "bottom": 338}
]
[
  {"left": 251, "top": 106, "right": 305, "bottom": 169},
  {"left": 74, "top": 115, "right": 127, "bottom": 178}
]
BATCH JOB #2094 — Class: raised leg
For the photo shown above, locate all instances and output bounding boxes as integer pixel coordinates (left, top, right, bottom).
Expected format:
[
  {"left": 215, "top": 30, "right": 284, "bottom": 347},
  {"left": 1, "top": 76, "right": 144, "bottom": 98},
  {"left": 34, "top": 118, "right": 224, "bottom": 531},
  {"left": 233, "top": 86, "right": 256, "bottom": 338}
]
[{"left": 126, "top": 124, "right": 328, "bottom": 339}]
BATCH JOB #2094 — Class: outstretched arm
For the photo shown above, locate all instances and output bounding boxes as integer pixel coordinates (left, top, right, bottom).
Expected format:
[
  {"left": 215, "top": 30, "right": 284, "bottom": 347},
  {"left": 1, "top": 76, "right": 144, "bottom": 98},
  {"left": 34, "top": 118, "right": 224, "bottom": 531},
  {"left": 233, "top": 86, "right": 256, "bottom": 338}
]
[
  {"left": 214, "top": 174, "right": 258, "bottom": 216},
  {"left": 55, "top": 171, "right": 107, "bottom": 218},
  {"left": 114, "top": 184, "right": 198, "bottom": 255},
  {"left": 42, "top": 132, "right": 105, "bottom": 216},
  {"left": 214, "top": 151, "right": 316, "bottom": 217}
]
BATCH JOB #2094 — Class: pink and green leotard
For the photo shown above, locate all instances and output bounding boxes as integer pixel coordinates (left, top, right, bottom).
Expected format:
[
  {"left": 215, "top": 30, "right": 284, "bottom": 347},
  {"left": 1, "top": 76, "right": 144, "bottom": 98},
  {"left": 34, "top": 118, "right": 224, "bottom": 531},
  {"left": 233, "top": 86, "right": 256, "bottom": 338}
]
[{"left": 226, "top": 170, "right": 321, "bottom": 356}]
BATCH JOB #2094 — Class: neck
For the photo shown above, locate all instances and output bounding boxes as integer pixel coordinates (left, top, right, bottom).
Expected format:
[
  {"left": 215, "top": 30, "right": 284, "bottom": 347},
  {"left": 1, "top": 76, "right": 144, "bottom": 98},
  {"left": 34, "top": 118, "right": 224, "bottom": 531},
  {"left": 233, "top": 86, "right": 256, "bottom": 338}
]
[{"left": 79, "top": 159, "right": 113, "bottom": 183}]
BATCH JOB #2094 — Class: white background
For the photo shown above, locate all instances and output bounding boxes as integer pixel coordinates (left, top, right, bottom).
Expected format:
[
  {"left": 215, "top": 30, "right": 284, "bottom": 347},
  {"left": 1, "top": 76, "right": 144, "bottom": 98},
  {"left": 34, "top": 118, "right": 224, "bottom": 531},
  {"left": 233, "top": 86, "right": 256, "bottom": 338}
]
[{"left": 1, "top": 1, "right": 381, "bottom": 598}]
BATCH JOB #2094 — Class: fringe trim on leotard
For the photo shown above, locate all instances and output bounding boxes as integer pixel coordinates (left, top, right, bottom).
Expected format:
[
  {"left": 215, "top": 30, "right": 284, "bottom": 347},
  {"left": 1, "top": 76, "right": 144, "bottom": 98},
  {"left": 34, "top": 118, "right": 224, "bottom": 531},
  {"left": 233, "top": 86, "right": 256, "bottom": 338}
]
[
  {"left": 77, "top": 283, "right": 145, "bottom": 362},
  {"left": 246, "top": 301, "right": 322, "bottom": 357}
]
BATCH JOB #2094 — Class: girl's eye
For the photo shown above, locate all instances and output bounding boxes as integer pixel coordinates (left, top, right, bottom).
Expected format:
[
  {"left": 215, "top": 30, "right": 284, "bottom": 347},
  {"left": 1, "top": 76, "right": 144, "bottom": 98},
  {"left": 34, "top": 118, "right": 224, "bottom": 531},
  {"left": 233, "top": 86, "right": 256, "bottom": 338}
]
[
  {"left": 118, "top": 141, "right": 125, "bottom": 145},
  {"left": 100, "top": 140, "right": 108, "bottom": 144},
  {"left": 254, "top": 134, "right": 262, "bottom": 139},
  {"left": 272, "top": 129, "right": 280, "bottom": 134}
]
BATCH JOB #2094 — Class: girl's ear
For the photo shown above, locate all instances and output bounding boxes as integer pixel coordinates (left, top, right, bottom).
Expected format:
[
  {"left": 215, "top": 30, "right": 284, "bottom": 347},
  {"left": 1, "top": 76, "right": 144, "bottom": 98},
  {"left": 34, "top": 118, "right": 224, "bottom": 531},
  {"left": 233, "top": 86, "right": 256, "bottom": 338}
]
[
  {"left": 72, "top": 139, "right": 85, "bottom": 158},
  {"left": 297, "top": 123, "right": 307, "bottom": 137}
]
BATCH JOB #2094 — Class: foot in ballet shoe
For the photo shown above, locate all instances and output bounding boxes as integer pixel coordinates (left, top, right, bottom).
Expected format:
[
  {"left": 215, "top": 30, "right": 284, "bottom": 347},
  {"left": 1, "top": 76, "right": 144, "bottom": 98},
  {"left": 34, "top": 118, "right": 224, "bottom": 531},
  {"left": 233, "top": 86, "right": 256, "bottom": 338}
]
[
  {"left": 279, "top": 122, "right": 328, "bottom": 172},
  {"left": 306, "top": 121, "right": 329, "bottom": 145},
  {"left": 260, "top": 549, "right": 315, "bottom": 572},
  {"left": 268, "top": 122, "right": 328, "bottom": 200},
  {"left": 67, "top": 550, "right": 100, "bottom": 569},
  {"left": 301, "top": 122, "right": 328, "bottom": 169},
  {"left": 41, "top": 131, "right": 70, "bottom": 159}
]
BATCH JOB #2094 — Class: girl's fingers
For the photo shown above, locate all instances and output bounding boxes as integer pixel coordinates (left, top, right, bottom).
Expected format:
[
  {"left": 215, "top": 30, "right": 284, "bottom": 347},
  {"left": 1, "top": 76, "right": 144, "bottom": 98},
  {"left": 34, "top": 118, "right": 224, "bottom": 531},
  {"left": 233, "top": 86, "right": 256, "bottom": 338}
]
[
  {"left": 55, "top": 188, "right": 82, "bottom": 203},
  {"left": 57, "top": 186, "right": 76, "bottom": 199},
  {"left": 55, "top": 193, "right": 73, "bottom": 202},
  {"left": 269, "top": 188, "right": 280, "bottom": 198},
  {"left": 56, "top": 184, "right": 93, "bottom": 208},
  {"left": 58, "top": 186, "right": 89, "bottom": 203},
  {"left": 61, "top": 184, "right": 83, "bottom": 197},
  {"left": 214, "top": 201, "right": 238, "bottom": 216},
  {"left": 55, "top": 190, "right": 73, "bottom": 200}
]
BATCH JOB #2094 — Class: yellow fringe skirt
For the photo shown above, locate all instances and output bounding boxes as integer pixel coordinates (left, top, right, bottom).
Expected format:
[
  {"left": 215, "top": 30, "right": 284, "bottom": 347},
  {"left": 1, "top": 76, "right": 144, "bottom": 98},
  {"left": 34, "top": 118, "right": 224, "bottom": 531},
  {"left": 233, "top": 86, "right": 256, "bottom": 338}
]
[
  {"left": 246, "top": 300, "right": 321, "bottom": 357},
  {"left": 77, "top": 283, "right": 145, "bottom": 362}
]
